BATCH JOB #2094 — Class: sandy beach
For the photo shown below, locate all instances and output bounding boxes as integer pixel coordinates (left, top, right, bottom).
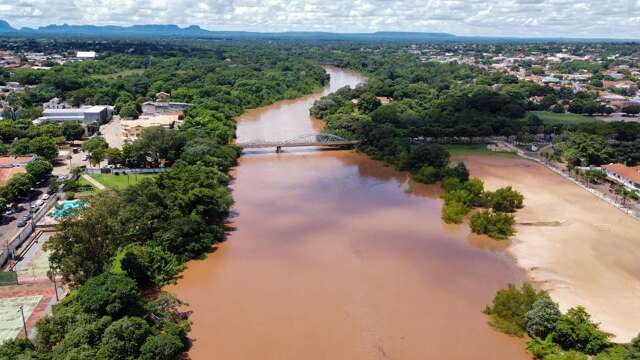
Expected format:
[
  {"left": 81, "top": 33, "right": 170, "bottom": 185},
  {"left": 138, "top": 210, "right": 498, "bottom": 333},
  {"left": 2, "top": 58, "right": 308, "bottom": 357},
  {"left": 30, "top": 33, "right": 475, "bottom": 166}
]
[{"left": 462, "top": 155, "right": 640, "bottom": 342}]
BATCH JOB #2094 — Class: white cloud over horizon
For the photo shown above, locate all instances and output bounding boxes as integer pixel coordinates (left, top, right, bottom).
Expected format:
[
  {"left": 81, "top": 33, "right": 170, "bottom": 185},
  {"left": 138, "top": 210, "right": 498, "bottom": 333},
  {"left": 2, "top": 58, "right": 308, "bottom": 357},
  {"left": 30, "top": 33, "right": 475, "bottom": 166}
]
[{"left": 1, "top": 0, "right": 639, "bottom": 38}]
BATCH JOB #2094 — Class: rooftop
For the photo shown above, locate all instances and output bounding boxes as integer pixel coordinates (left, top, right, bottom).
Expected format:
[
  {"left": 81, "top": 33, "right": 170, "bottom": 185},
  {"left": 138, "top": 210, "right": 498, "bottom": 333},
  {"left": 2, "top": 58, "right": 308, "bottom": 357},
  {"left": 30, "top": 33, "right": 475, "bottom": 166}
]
[{"left": 602, "top": 163, "right": 640, "bottom": 184}]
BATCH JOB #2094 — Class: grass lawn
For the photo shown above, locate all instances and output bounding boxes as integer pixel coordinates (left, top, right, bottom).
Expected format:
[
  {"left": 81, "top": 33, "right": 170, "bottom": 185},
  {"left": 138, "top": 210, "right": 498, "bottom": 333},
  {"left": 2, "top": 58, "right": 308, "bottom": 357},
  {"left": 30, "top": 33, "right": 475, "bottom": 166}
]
[
  {"left": 90, "top": 173, "right": 158, "bottom": 189},
  {"left": 531, "top": 111, "right": 601, "bottom": 125},
  {"left": 77, "top": 177, "right": 93, "bottom": 187},
  {"left": 444, "top": 144, "right": 519, "bottom": 158}
]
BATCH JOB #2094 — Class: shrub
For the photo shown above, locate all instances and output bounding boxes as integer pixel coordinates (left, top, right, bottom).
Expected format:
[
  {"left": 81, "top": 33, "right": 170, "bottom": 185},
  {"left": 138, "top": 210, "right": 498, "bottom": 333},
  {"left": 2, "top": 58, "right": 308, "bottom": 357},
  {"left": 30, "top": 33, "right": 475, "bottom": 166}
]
[
  {"left": 593, "top": 345, "right": 627, "bottom": 360},
  {"left": 442, "top": 201, "right": 468, "bottom": 224},
  {"left": 553, "top": 306, "right": 612, "bottom": 355},
  {"left": 76, "top": 273, "right": 142, "bottom": 318},
  {"left": 65, "top": 192, "right": 76, "bottom": 200},
  {"left": 96, "top": 317, "right": 152, "bottom": 360},
  {"left": 546, "top": 351, "right": 589, "bottom": 360},
  {"left": 527, "top": 335, "right": 562, "bottom": 359},
  {"left": 443, "top": 161, "right": 469, "bottom": 182},
  {"left": 441, "top": 176, "right": 462, "bottom": 191},
  {"left": 488, "top": 186, "right": 524, "bottom": 212},
  {"left": 525, "top": 296, "right": 562, "bottom": 338},
  {"left": 627, "top": 334, "right": 640, "bottom": 360},
  {"left": 112, "top": 244, "right": 184, "bottom": 286},
  {"left": 0, "top": 338, "right": 36, "bottom": 359},
  {"left": 470, "top": 211, "right": 515, "bottom": 240},
  {"left": 413, "top": 165, "right": 441, "bottom": 184},
  {"left": 484, "top": 283, "right": 547, "bottom": 336},
  {"left": 139, "top": 334, "right": 185, "bottom": 360}
]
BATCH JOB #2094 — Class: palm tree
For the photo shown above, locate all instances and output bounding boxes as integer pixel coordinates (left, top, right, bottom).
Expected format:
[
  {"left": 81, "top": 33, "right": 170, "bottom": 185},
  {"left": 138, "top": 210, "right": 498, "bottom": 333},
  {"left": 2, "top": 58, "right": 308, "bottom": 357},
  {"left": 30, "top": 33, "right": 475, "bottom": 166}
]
[{"left": 617, "top": 186, "right": 639, "bottom": 207}]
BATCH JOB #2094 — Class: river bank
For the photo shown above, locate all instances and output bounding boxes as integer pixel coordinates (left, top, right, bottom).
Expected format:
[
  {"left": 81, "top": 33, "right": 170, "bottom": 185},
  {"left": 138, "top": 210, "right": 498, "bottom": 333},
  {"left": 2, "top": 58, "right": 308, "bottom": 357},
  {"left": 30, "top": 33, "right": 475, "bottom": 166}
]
[{"left": 462, "top": 155, "right": 640, "bottom": 343}]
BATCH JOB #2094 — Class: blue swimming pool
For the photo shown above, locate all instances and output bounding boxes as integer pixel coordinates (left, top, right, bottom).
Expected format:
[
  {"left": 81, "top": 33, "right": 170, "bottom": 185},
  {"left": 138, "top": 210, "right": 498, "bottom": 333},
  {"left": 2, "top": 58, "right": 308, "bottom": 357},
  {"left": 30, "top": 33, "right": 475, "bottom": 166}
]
[{"left": 51, "top": 200, "right": 85, "bottom": 220}]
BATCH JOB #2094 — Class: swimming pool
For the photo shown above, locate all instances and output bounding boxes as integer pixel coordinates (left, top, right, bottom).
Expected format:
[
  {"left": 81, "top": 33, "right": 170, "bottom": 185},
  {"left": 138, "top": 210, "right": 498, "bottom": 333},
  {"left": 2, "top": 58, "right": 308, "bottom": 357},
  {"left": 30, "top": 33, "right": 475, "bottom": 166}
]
[{"left": 51, "top": 200, "right": 85, "bottom": 220}]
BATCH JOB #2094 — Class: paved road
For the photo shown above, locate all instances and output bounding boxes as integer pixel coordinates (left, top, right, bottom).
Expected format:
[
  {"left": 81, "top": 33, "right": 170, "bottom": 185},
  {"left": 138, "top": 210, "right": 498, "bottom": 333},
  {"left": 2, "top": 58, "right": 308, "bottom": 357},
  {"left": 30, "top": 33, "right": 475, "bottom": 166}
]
[
  {"left": 0, "top": 188, "right": 46, "bottom": 250},
  {"left": 100, "top": 116, "right": 124, "bottom": 149}
]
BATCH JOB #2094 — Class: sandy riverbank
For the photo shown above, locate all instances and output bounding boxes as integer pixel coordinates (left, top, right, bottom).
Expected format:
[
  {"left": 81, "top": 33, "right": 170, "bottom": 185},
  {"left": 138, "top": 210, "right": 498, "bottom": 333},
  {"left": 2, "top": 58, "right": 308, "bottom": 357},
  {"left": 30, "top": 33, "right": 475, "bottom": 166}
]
[{"left": 461, "top": 155, "right": 640, "bottom": 342}]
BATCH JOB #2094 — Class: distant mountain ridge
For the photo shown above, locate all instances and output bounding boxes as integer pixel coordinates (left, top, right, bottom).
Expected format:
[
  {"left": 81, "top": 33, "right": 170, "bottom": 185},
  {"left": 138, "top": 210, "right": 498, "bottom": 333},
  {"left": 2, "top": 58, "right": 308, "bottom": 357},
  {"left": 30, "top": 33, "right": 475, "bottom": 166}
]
[
  {"left": 0, "top": 19, "right": 636, "bottom": 42},
  {"left": 0, "top": 19, "right": 457, "bottom": 41}
]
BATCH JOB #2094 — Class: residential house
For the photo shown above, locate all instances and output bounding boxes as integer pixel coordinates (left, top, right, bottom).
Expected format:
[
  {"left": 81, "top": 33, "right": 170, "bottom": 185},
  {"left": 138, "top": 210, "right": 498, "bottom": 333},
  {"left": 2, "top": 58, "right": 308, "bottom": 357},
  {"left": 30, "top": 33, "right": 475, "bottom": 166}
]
[
  {"left": 155, "top": 92, "right": 171, "bottom": 102},
  {"left": 43, "top": 97, "right": 67, "bottom": 110},
  {"left": 602, "top": 163, "right": 640, "bottom": 192}
]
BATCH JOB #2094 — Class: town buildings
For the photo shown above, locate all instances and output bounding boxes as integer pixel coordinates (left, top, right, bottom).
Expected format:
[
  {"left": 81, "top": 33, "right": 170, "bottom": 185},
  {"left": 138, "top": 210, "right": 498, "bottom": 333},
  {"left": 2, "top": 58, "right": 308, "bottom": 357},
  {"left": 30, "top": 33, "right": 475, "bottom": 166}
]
[
  {"left": 602, "top": 163, "right": 640, "bottom": 192},
  {"left": 141, "top": 101, "right": 192, "bottom": 115}
]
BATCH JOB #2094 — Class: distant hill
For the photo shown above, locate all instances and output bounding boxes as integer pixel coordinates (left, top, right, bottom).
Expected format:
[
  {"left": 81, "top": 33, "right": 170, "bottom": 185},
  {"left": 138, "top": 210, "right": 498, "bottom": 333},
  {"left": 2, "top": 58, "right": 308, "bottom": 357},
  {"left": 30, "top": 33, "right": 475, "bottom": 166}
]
[
  {"left": 0, "top": 19, "right": 457, "bottom": 41},
  {"left": 0, "top": 20, "right": 15, "bottom": 32},
  {"left": 0, "top": 19, "right": 635, "bottom": 43}
]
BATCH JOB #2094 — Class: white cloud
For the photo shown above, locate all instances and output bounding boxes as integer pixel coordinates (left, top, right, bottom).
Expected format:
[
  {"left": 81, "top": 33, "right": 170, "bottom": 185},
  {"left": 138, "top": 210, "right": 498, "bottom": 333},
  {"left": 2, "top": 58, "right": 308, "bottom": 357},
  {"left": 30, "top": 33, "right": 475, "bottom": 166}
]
[{"left": 0, "top": 0, "right": 639, "bottom": 38}]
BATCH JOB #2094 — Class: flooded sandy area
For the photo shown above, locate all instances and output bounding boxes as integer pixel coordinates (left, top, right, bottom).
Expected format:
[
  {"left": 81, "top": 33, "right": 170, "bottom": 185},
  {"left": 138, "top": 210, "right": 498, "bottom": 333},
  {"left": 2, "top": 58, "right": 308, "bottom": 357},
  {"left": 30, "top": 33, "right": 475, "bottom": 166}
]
[
  {"left": 463, "top": 155, "right": 640, "bottom": 342},
  {"left": 166, "top": 67, "right": 529, "bottom": 359}
]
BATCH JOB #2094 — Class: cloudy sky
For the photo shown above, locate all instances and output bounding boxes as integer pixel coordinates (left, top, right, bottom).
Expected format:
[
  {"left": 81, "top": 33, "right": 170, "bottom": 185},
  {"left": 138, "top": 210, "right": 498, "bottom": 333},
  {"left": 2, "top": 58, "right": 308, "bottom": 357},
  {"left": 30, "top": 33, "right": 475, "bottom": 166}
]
[{"left": 1, "top": 0, "right": 639, "bottom": 38}]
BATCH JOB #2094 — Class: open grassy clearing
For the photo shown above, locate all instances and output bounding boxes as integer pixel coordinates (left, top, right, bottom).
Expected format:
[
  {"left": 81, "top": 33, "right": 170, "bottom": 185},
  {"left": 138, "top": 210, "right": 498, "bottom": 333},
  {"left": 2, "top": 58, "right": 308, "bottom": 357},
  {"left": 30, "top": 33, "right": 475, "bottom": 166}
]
[{"left": 90, "top": 173, "right": 158, "bottom": 189}]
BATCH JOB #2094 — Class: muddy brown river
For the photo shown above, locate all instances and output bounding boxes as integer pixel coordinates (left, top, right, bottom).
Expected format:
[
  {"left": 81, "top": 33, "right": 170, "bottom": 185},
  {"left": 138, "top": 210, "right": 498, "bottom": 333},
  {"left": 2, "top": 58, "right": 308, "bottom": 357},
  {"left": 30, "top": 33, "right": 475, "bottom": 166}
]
[{"left": 166, "top": 66, "right": 529, "bottom": 359}]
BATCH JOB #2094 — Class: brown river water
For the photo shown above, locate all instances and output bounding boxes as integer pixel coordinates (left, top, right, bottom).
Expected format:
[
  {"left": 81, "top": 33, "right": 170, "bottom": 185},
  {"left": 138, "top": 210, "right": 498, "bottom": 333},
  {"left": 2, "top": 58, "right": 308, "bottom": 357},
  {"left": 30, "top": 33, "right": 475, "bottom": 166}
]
[{"left": 166, "top": 66, "right": 529, "bottom": 359}]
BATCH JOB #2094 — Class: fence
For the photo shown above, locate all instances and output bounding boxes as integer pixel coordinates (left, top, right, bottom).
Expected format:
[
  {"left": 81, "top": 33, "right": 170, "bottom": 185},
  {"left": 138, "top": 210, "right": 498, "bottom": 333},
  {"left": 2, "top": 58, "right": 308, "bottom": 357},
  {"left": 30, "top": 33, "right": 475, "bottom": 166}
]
[{"left": 0, "top": 193, "right": 60, "bottom": 268}]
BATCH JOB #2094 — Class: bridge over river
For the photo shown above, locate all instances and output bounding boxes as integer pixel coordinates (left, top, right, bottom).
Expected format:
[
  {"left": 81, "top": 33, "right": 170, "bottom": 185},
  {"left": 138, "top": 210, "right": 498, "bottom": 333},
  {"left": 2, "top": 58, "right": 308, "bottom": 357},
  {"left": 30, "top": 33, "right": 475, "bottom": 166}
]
[{"left": 236, "top": 133, "right": 359, "bottom": 152}]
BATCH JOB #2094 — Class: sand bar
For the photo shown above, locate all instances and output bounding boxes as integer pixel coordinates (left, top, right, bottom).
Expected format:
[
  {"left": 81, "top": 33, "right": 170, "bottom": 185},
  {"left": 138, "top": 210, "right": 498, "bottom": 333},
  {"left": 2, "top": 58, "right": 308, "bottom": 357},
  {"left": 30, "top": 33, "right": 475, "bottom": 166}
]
[{"left": 463, "top": 155, "right": 640, "bottom": 342}]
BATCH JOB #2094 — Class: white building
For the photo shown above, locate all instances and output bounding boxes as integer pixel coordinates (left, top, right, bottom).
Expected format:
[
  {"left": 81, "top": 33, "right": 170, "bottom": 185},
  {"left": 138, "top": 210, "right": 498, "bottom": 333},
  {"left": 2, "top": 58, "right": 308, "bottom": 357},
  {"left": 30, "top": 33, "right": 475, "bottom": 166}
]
[
  {"left": 34, "top": 106, "right": 112, "bottom": 125},
  {"left": 76, "top": 51, "right": 96, "bottom": 59}
]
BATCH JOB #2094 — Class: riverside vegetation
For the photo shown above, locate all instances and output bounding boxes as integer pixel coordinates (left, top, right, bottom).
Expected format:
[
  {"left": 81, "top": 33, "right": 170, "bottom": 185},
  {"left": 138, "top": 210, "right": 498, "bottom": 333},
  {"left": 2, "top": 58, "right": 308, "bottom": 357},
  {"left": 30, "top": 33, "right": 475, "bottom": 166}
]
[
  {"left": 485, "top": 283, "right": 640, "bottom": 360},
  {"left": 0, "top": 41, "right": 329, "bottom": 359}
]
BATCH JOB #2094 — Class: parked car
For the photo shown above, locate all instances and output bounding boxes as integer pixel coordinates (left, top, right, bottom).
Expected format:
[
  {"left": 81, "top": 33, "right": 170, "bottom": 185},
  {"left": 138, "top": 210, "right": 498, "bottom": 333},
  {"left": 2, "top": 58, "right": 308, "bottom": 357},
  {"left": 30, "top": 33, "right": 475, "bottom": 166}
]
[
  {"left": 22, "top": 213, "right": 32, "bottom": 221},
  {"left": 82, "top": 154, "right": 89, "bottom": 161},
  {"left": 17, "top": 219, "right": 27, "bottom": 227},
  {"left": 3, "top": 208, "right": 15, "bottom": 216},
  {"left": 42, "top": 194, "right": 50, "bottom": 201}
]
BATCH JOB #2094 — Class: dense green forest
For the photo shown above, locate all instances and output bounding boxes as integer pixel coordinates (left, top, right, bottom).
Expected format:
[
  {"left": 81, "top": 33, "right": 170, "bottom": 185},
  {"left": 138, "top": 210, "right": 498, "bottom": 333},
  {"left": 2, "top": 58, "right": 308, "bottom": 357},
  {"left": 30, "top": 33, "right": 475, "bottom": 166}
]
[{"left": 0, "top": 41, "right": 328, "bottom": 359}]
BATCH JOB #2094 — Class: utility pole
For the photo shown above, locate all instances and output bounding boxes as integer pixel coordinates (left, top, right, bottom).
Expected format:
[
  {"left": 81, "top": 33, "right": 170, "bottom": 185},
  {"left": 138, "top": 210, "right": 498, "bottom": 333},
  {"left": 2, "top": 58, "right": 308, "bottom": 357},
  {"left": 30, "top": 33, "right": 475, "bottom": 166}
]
[
  {"left": 18, "top": 305, "right": 27, "bottom": 337},
  {"left": 51, "top": 268, "right": 59, "bottom": 302}
]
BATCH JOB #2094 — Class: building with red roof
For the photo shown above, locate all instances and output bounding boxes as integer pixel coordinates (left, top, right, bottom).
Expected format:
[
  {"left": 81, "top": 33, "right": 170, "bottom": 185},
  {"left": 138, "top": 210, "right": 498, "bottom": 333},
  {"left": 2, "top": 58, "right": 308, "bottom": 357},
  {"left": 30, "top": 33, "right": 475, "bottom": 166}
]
[{"left": 602, "top": 163, "right": 640, "bottom": 192}]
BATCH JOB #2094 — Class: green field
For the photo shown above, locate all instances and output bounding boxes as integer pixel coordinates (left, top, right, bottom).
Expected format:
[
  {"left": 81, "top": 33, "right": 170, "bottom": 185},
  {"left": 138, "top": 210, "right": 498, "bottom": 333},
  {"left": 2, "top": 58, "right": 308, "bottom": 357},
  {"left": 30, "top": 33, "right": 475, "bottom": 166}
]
[
  {"left": 90, "top": 173, "right": 158, "bottom": 189},
  {"left": 443, "top": 144, "right": 519, "bottom": 158},
  {"left": 531, "top": 111, "right": 602, "bottom": 125}
]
